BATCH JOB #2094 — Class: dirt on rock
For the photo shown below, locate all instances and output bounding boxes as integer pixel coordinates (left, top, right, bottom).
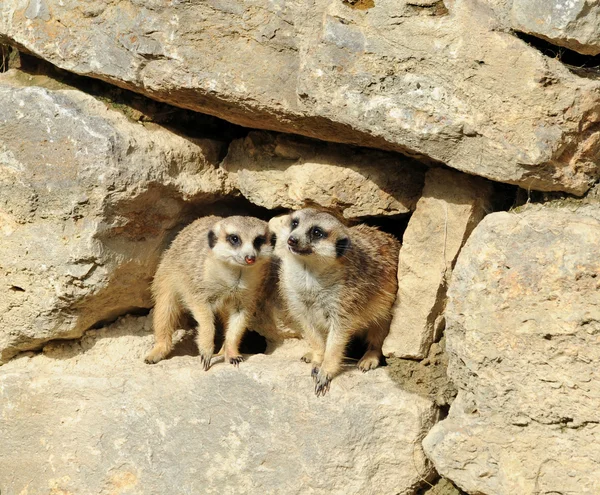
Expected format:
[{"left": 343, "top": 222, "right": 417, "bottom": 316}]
[
  {"left": 386, "top": 337, "right": 457, "bottom": 414},
  {"left": 419, "top": 477, "right": 466, "bottom": 495}
]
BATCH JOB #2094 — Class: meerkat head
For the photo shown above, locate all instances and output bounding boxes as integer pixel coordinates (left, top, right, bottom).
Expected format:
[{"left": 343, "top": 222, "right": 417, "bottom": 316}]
[
  {"left": 285, "top": 209, "right": 351, "bottom": 262},
  {"left": 208, "top": 216, "right": 273, "bottom": 267}
]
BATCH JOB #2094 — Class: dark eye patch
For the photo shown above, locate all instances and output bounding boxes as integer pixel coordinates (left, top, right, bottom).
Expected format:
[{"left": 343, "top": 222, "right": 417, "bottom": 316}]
[
  {"left": 226, "top": 234, "right": 241, "bottom": 247},
  {"left": 290, "top": 218, "right": 299, "bottom": 230},
  {"left": 253, "top": 235, "right": 266, "bottom": 250},
  {"left": 310, "top": 226, "right": 327, "bottom": 240}
]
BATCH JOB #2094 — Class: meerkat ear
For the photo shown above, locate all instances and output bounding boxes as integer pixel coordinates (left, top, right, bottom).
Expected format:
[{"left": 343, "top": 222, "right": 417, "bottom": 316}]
[
  {"left": 335, "top": 236, "right": 351, "bottom": 258},
  {"left": 208, "top": 229, "right": 217, "bottom": 249},
  {"left": 208, "top": 221, "right": 222, "bottom": 249}
]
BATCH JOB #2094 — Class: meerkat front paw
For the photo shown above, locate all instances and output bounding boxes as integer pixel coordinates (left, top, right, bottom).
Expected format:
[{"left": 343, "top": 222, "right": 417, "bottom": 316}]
[
  {"left": 225, "top": 352, "right": 244, "bottom": 367},
  {"left": 311, "top": 365, "right": 320, "bottom": 381},
  {"left": 357, "top": 350, "right": 382, "bottom": 372},
  {"left": 314, "top": 370, "right": 332, "bottom": 397},
  {"left": 198, "top": 350, "right": 213, "bottom": 371}
]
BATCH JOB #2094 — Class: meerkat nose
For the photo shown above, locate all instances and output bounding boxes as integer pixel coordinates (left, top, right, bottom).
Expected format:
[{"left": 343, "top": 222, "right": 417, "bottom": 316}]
[
  {"left": 245, "top": 255, "right": 256, "bottom": 265},
  {"left": 287, "top": 236, "right": 298, "bottom": 246}
]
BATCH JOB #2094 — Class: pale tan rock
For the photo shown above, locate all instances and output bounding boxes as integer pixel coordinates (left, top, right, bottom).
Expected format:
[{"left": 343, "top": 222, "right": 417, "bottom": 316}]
[
  {"left": 1, "top": 0, "right": 598, "bottom": 193},
  {"left": 0, "top": 314, "right": 439, "bottom": 495},
  {"left": 423, "top": 207, "right": 600, "bottom": 494},
  {"left": 223, "top": 131, "right": 425, "bottom": 218},
  {"left": 383, "top": 168, "right": 492, "bottom": 359},
  {"left": 0, "top": 70, "right": 229, "bottom": 363}
]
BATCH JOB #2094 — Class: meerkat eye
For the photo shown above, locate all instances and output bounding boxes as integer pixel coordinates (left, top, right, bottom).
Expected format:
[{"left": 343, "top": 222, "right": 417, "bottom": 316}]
[
  {"left": 253, "top": 235, "right": 266, "bottom": 250},
  {"left": 311, "top": 226, "right": 325, "bottom": 239},
  {"left": 291, "top": 218, "right": 299, "bottom": 229},
  {"left": 227, "top": 234, "right": 241, "bottom": 246}
]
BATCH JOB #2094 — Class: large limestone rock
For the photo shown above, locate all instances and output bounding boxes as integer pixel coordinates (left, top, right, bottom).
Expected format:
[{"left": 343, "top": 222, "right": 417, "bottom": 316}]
[
  {"left": 0, "top": 70, "right": 229, "bottom": 363},
  {"left": 1, "top": 0, "right": 599, "bottom": 193},
  {"left": 423, "top": 207, "right": 600, "bottom": 494},
  {"left": 0, "top": 314, "right": 439, "bottom": 495},
  {"left": 470, "top": 0, "right": 600, "bottom": 55},
  {"left": 383, "top": 168, "right": 492, "bottom": 359},
  {"left": 223, "top": 131, "right": 425, "bottom": 218}
]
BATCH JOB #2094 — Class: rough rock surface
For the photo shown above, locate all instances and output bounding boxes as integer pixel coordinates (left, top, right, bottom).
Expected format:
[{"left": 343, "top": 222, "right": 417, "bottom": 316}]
[
  {"left": 383, "top": 168, "right": 492, "bottom": 359},
  {"left": 0, "top": 70, "right": 228, "bottom": 363},
  {"left": 0, "top": 314, "right": 439, "bottom": 495},
  {"left": 2, "top": 1, "right": 600, "bottom": 193},
  {"left": 423, "top": 207, "right": 600, "bottom": 494},
  {"left": 471, "top": 0, "right": 600, "bottom": 55},
  {"left": 223, "top": 131, "right": 425, "bottom": 218}
]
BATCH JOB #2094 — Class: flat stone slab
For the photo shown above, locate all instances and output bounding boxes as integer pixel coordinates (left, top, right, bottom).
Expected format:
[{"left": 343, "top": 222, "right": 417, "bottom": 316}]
[{"left": 0, "top": 315, "right": 438, "bottom": 495}]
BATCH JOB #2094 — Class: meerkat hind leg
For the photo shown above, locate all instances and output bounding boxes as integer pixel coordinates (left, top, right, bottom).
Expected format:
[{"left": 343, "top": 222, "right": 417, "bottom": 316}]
[
  {"left": 145, "top": 289, "right": 181, "bottom": 364},
  {"left": 357, "top": 321, "right": 387, "bottom": 372},
  {"left": 300, "top": 327, "right": 326, "bottom": 379},
  {"left": 188, "top": 301, "right": 217, "bottom": 371}
]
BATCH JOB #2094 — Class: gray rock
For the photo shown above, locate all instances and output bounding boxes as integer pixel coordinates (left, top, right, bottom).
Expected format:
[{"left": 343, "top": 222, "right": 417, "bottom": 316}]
[
  {"left": 0, "top": 314, "right": 439, "bottom": 495},
  {"left": 471, "top": 0, "right": 600, "bottom": 55},
  {"left": 383, "top": 168, "right": 492, "bottom": 359},
  {"left": 1, "top": 0, "right": 599, "bottom": 193},
  {"left": 0, "top": 70, "right": 229, "bottom": 363},
  {"left": 223, "top": 131, "right": 425, "bottom": 218},
  {"left": 423, "top": 207, "right": 600, "bottom": 494}
]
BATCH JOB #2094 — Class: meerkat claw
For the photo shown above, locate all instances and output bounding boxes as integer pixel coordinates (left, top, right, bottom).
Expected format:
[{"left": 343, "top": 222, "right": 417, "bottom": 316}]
[
  {"left": 314, "top": 373, "right": 331, "bottom": 397},
  {"left": 199, "top": 352, "right": 212, "bottom": 371},
  {"left": 301, "top": 352, "right": 313, "bottom": 363},
  {"left": 228, "top": 355, "right": 244, "bottom": 367}
]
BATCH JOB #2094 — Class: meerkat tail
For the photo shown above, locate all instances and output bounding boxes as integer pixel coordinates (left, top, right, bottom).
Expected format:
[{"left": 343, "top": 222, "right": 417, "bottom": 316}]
[{"left": 145, "top": 286, "right": 181, "bottom": 364}]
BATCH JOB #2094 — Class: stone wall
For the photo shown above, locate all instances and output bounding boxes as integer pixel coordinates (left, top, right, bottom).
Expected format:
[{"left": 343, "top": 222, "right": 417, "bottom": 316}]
[{"left": 1, "top": 1, "right": 600, "bottom": 493}]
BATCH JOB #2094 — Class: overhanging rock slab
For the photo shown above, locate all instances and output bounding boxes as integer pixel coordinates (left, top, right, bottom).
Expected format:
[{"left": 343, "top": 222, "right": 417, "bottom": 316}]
[{"left": 1, "top": 0, "right": 599, "bottom": 193}]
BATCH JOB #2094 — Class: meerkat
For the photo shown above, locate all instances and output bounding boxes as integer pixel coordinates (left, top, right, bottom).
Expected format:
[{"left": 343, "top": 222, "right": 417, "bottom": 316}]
[
  {"left": 278, "top": 208, "right": 400, "bottom": 396},
  {"left": 144, "top": 215, "right": 273, "bottom": 369}
]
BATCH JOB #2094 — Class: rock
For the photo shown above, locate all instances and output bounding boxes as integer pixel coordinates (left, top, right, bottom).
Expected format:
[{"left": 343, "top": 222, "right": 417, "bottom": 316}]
[
  {"left": 223, "top": 131, "right": 425, "bottom": 218},
  {"left": 1, "top": 1, "right": 599, "bottom": 193},
  {"left": 423, "top": 207, "right": 600, "bottom": 494},
  {"left": 470, "top": 0, "right": 600, "bottom": 55},
  {"left": 383, "top": 168, "right": 492, "bottom": 359},
  {"left": 0, "top": 70, "right": 229, "bottom": 363},
  {"left": 0, "top": 314, "right": 439, "bottom": 495}
]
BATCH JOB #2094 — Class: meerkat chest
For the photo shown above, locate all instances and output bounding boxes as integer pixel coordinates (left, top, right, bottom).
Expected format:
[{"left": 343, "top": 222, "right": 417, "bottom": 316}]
[
  {"left": 283, "top": 262, "right": 341, "bottom": 329},
  {"left": 205, "top": 264, "right": 261, "bottom": 309}
]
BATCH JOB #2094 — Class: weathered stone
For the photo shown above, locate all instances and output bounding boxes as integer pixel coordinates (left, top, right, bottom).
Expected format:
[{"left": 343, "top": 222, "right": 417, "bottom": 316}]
[
  {"left": 0, "top": 70, "right": 229, "bottom": 363},
  {"left": 383, "top": 168, "right": 492, "bottom": 359},
  {"left": 223, "top": 131, "right": 425, "bottom": 218},
  {"left": 1, "top": 1, "right": 599, "bottom": 193},
  {"left": 0, "top": 314, "right": 439, "bottom": 495},
  {"left": 470, "top": 0, "right": 600, "bottom": 55},
  {"left": 423, "top": 207, "right": 600, "bottom": 494}
]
